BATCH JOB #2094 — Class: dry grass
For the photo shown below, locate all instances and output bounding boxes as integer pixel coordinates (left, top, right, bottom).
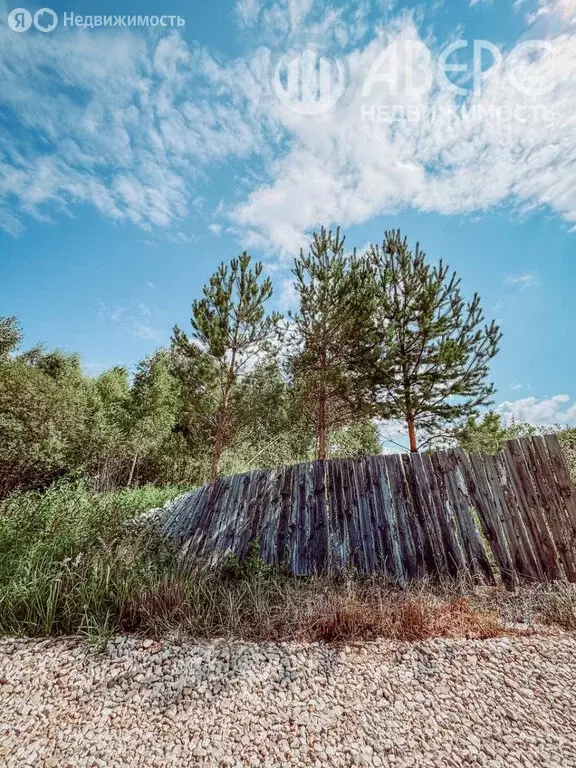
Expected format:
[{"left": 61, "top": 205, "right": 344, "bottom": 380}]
[
  {"left": 310, "top": 595, "right": 505, "bottom": 643},
  {"left": 469, "top": 581, "right": 576, "bottom": 631},
  {"left": 120, "top": 573, "right": 511, "bottom": 644},
  {"left": 2, "top": 483, "right": 573, "bottom": 646}
]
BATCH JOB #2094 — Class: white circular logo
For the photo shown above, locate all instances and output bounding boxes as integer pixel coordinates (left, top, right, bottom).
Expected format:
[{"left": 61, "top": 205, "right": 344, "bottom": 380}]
[
  {"left": 34, "top": 7, "right": 58, "bottom": 32},
  {"left": 8, "top": 8, "right": 32, "bottom": 31},
  {"left": 273, "top": 48, "right": 347, "bottom": 116}
]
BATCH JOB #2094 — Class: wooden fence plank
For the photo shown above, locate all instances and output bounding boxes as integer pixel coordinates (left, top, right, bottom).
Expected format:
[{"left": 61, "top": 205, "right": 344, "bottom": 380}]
[
  {"left": 165, "top": 438, "right": 576, "bottom": 584},
  {"left": 503, "top": 440, "right": 562, "bottom": 580},
  {"left": 467, "top": 452, "right": 516, "bottom": 588},
  {"left": 495, "top": 450, "right": 543, "bottom": 581},
  {"left": 360, "top": 457, "right": 382, "bottom": 574},
  {"left": 325, "top": 459, "right": 346, "bottom": 570},
  {"left": 410, "top": 452, "right": 450, "bottom": 578},
  {"left": 289, "top": 463, "right": 306, "bottom": 575},
  {"left": 480, "top": 452, "right": 533, "bottom": 580},
  {"left": 368, "top": 455, "right": 403, "bottom": 581},
  {"left": 495, "top": 447, "right": 544, "bottom": 582},
  {"left": 309, "top": 460, "right": 329, "bottom": 573},
  {"left": 429, "top": 451, "right": 470, "bottom": 578},
  {"left": 385, "top": 454, "right": 419, "bottom": 580},
  {"left": 438, "top": 449, "right": 494, "bottom": 582},
  {"left": 422, "top": 452, "right": 467, "bottom": 579},
  {"left": 210, "top": 475, "right": 239, "bottom": 564},
  {"left": 256, "top": 470, "right": 281, "bottom": 565},
  {"left": 432, "top": 451, "right": 476, "bottom": 575},
  {"left": 528, "top": 437, "right": 576, "bottom": 581},
  {"left": 519, "top": 437, "right": 572, "bottom": 580},
  {"left": 341, "top": 459, "right": 362, "bottom": 572},
  {"left": 276, "top": 465, "right": 293, "bottom": 567},
  {"left": 542, "top": 435, "right": 576, "bottom": 576},
  {"left": 544, "top": 435, "right": 576, "bottom": 528},
  {"left": 400, "top": 454, "right": 429, "bottom": 579}
]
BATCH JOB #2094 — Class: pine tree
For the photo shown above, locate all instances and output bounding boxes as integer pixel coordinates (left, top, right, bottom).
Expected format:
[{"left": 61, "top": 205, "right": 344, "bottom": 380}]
[
  {"left": 289, "top": 227, "right": 380, "bottom": 460},
  {"left": 370, "top": 230, "right": 502, "bottom": 452},
  {"left": 171, "top": 252, "right": 281, "bottom": 481}
]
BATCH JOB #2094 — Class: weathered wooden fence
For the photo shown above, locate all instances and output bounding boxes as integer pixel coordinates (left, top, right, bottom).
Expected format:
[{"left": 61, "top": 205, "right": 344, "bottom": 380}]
[{"left": 163, "top": 436, "right": 576, "bottom": 586}]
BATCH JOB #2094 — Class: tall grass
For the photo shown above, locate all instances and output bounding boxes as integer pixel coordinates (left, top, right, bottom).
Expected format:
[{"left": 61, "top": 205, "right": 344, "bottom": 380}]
[
  {"left": 1, "top": 482, "right": 573, "bottom": 646},
  {"left": 0, "top": 481, "right": 183, "bottom": 642}
]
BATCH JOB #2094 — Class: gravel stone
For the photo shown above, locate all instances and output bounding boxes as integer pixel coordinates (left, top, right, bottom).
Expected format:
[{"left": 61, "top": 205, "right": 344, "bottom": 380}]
[{"left": 0, "top": 634, "right": 575, "bottom": 767}]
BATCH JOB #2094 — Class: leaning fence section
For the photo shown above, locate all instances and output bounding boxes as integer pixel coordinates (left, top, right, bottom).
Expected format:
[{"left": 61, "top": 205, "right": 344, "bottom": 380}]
[{"left": 164, "top": 435, "right": 576, "bottom": 586}]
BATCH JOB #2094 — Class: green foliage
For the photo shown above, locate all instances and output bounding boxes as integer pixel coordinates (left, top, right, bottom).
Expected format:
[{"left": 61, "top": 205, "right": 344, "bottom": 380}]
[
  {"left": 0, "top": 482, "right": 182, "bottom": 637},
  {"left": 556, "top": 427, "right": 576, "bottom": 483},
  {"left": 0, "top": 352, "right": 87, "bottom": 495},
  {"left": 1, "top": 229, "right": 505, "bottom": 495},
  {"left": 369, "top": 230, "right": 502, "bottom": 451},
  {"left": 289, "top": 228, "right": 380, "bottom": 459},
  {"left": 329, "top": 420, "right": 383, "bottom": 458},
  {"left": 455, "top": 412, "right": 547, "bottom": 455},
  {"left": 455, "top": 412, "right": 508, "bottom": 454},
  {"left": 222, "top": 540, "right": 275, "bottom": 582},
  {"left": 0, "top": 316, "right": 23, "bottom": 359},
  {"left": 172, "top": 252, "right": 281, "bottom": 480},
  {"left": 219, "top": 359, "right": 315, "bottom": 474}
]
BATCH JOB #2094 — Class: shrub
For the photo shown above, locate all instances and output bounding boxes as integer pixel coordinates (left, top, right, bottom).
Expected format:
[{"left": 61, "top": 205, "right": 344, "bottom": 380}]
[{"left": 0, "top": 481, "right": 182, "bottom": 640}]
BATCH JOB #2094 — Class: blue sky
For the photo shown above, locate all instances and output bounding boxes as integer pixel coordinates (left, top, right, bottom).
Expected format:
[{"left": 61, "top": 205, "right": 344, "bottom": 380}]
[{"left": 1, "top": 0, "right": 576, "bottom": 433}]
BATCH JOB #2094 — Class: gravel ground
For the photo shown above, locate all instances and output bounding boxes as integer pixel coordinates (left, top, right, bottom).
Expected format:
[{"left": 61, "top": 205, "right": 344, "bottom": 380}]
[{"left": 1, "top": 633, "right": 575, "bottom": 768}]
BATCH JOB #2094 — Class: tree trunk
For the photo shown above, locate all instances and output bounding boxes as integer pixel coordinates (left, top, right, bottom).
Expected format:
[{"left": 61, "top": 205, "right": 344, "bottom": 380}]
[
  {"left": 127, "top": 452, "right": 139, "bottom": 487},
  {"left": 407, "top": 415, "right": 418, "bottom": 452},
  {"left": 318, "top": 384, "right": 327, "bottom": 461},
  {"left": 211, "top": 338, "right": 237, "bottom": 482},
  {"left": 318, "top": 410, "right": 327, "bottom": 461},
  {"left": 211, "top": 419, "right": 224, "bottom": 482}
]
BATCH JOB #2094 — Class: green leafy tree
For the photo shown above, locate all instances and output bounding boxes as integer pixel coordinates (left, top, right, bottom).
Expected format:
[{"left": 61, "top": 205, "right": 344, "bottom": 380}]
[
  {"left": 172, "top": 252, "right": 281, "bottom": 481},
  {"left": 220, "top": 359, "right": 315, "bottom": 474},
  {"left": 370, "top": 230, "right": 502, "bottom": 452},
  {"left": 0, "top": 348, "right": 87, "bottom": 495},
  {"left": 289, "top": 227, "right": 380, "bottom": 460},
  {"left": 126, "top": 350, "right": 182, "bottom": 486},
  {"left": 0, "top": 317, "right": 23, "bottom": 359},
  {"left": 329, "top": 419, "right": 382, "bottom": 458},
  {"left": 455, "top": 412, "right": 508, "bottom": 454},
  {"left": 80, "top": 367, "right": 131, "bottom": 490},
  {"left": 455, "top": 412, "right": 542, "bottom": 455}
]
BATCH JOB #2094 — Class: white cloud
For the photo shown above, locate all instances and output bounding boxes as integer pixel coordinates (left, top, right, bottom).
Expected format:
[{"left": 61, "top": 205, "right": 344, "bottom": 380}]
[
  {"left": 276, "top": 277, "right": 299, "bottom": 309},
  {"left": 229, "top": 11, "right": 576, "bottom": 255},
  {"left": 505, "top": 273, "right": 539, "bottom": 289},
  {"left": 129, "top": 322, "right": 163, "bottom": 341},
  {"left": 98, "top": 299, "right": 163, "bottom": 342},
  {"left": 1, "top": 0, "right": 576, "bottom": 259},
  {"left": 0, "top": 16, "right": 274, "bottom": 237},
  {"left": 498, "top": 394, "right": 576, "bottom": 425},
  {"left": 525, "top": 0, "right": 576, "bottom": 27},
  {"left": 166, "top": 232, "right": 196, "bottom": 245},
  {"left": 234, "top": 0, "right": 373, "bottom": 46},
  {"left": 98, "top": 302, "right": 124, "bottom": 323}
]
